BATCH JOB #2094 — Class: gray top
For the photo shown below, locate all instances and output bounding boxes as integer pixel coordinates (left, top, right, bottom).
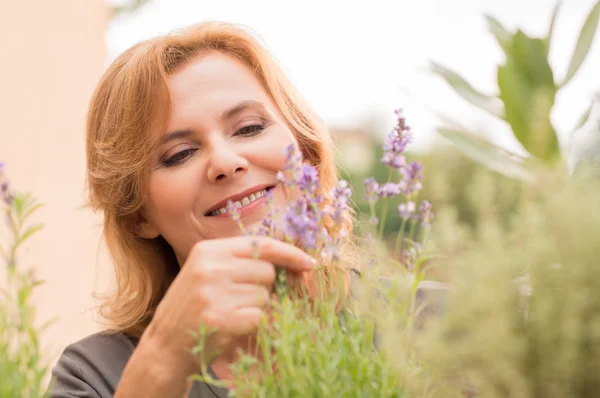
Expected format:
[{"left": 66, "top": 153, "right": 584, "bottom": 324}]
[
  {"left": 48, "top": 272, "right": 447, "bottom": 397},
  {"left": 48, "top": 332, "right": 228, "bottom": 397}
]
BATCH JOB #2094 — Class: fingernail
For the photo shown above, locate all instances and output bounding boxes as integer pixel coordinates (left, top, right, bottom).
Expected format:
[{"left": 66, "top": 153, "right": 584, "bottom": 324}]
[{"left": 307, "top": 257, "right": 317, "bottom": 268}]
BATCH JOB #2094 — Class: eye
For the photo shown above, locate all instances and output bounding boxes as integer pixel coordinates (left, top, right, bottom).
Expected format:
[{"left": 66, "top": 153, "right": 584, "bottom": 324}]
[
  {"left": 163, "top": 148, "right": 197, "bottom": 167},
  {"left": 234, "top": 123, "right": 265, "bottom": 137}
]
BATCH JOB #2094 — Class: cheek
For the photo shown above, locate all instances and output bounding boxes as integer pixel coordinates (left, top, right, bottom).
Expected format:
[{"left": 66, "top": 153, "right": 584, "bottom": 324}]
[
  {"left": 146, "top": 170, "right": 198, "bottom": 223},
  {"left": 254, "top": 126, "right": 298, "bottom": 170}
]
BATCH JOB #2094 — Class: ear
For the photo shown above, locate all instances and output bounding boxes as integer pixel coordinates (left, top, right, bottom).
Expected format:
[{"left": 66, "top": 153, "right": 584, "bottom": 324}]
[{"left": 136, "top": 210, "right": 160, "bottom": 239}]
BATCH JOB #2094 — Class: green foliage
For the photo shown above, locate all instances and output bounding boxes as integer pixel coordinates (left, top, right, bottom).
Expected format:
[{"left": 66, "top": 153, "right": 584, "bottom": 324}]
[
  {"left": 192, "top": 272, "right": 409, "bottom": 398},
  {"left": 111, "top": 0, "right": 152, "bottom": 17},
  {"left": 1, "top": 189, "right": 50, "bottom": 397},
  {"left": 398, "top": 171, "right": 600, "bottom": 397},
  {"left": 497, "top": 32, "right": 558, "bottom": 161},
  {"left": 561, "top": 0, "right": 600, "bottom": 87},
  {"left": 431, "top": 0, "right": 600, "bottom": 170}
]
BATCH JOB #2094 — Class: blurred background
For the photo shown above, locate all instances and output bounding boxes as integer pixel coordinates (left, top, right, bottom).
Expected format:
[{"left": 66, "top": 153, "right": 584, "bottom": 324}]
[{"left": 0, "top": 0, "right": 598, "bottom": 370}]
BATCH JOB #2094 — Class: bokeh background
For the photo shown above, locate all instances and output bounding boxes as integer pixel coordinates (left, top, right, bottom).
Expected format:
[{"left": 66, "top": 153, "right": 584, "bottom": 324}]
[{"left": 1, "top": 0, "right": 598, "bottom": 369}]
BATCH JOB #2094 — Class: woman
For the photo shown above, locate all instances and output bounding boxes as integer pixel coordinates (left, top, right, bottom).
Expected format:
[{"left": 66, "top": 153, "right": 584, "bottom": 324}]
[{"left": 50, "top": 21, "right": 354, "bottom": 397}]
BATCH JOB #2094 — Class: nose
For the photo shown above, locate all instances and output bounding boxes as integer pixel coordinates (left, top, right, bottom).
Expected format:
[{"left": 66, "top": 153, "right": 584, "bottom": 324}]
[{"left": 206, "top": 140, "right": 248, "bottom": 183}]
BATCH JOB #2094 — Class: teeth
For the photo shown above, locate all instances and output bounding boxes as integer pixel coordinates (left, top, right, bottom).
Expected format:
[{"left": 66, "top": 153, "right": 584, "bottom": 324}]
[{"left": 209, "top": 188, "right": 269, "bottom": 216}]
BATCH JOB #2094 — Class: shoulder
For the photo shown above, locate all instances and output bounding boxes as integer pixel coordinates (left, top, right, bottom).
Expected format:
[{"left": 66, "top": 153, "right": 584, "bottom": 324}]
[{"left": 49, "top": 332, "right": 137, "bottom": 398}]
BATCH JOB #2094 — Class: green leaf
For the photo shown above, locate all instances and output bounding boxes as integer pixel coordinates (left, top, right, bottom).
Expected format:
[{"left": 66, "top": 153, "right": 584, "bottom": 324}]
[
  {"left": 22, "top": 202, "right": 43, "bottom": 222},
  {"left": 14, "top": 224, "right": 43, "bottom": 250},
  {"left": 546, "top": 1, "right": 562, "bottom": 54},
  {"left": 561, "top": 0, "right": 600, "bottom": 86},
  {"left": 430, "top": 61, "right": 504, "bottom": 118},
  {"left": 485, "top": 15, "right": 512, "bottom": 53},
  {"left": 437, "top": 127, "right": 535, "bottom": 182},
  {"left": 574, "top": 101, "right": 595, "bottom": 132},
  {"left": 497, "top": 31, "right": 560, "bottom": 162}
]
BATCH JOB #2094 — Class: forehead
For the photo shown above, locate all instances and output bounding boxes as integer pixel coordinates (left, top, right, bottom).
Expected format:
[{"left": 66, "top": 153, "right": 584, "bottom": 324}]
[{"left": 166, "top": 52, "right": 272, "bottom": 113}]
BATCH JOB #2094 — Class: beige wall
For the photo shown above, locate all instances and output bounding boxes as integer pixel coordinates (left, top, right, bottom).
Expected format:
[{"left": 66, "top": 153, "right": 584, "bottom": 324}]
[{"left": 0, "top": 0, "right": 112, "bottom": 365}]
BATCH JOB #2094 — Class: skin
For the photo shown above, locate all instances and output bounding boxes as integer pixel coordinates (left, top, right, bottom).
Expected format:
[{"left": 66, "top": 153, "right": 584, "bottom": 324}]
[{"left": 115, "top": 53, "right": 316, "bottom": 397}]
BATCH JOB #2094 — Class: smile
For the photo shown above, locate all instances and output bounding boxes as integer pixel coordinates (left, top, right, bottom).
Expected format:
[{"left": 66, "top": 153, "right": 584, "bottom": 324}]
[{"left": 205, "top": 186, "right": 274, "bottom": 216}]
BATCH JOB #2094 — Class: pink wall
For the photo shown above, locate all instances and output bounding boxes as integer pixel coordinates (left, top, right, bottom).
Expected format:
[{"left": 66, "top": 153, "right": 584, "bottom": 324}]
[{"left": 0, "top": 0, "right": 113, "bottom": 365}]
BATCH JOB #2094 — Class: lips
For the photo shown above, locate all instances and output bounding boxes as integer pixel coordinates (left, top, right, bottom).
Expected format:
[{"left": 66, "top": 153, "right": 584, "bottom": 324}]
[{"left": 204, "top": 184, "right": 275, "bottom": 216}]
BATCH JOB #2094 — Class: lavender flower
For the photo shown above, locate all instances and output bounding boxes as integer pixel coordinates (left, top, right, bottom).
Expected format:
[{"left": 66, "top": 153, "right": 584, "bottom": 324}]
[
  {"left": 0, "top": 161, "right": 13, "bottom": 206},
  {"left": 418, "top": 200, "right": 434, "bottom": 224},
  {"left": 381, "top": 108, "right": 413, "bottom": 169},
  {"left": 277, "top": 144, "right": 303, "bottom": 186},
  {"left": 328, "top": 180, "right": 352, "bottom": 223},
  {"left": 297, "top": 163, "right": 320, "bottom": 194},
  {"left": 378, "top": 182, "right": 403, "bottom": 198},
  {"left": 398, "top": 201, "right": 416, "bottom": 219},
  {"left": 401, "top": 161, "right": 423, "bottom": 195},
  {"left": 284, "top": 198, "right": 319, "bottom": 250},
  {"left": 226, "top": 200, "right": 242, "bottom": 225},
  {"left": 381, "top": 152, "right": 406, "bottom": 169},
  {"left": 256, "top": 218, "right": 276, "bottom": 237},
  {"left": 363, "top": 177, "right": 380, "bottom": 203}
]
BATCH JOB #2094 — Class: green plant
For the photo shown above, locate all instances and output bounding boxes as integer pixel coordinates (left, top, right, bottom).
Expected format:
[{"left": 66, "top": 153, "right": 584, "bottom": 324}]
[
  {"left": 188, "top": 111, "right": 434, "bottom": 397},
  {"left": 0, "top": 163, "right": 51, "bottom": 398},
  {"left": 431, "top": 0, "right": 600, "bottom": 178},
  {"left": 400, "top": 171, "right": 600, "bottom": 397}
]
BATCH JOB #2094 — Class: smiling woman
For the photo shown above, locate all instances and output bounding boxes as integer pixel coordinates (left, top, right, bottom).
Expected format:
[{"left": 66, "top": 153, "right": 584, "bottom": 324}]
[{"left": 49, "top": 21, "right": 351, "bottom": 398}]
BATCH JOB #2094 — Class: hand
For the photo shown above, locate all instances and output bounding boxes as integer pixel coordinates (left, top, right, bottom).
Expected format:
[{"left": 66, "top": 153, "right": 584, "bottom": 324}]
[{"left": 140, "top": 236, "right": 315, "bottom": 376}]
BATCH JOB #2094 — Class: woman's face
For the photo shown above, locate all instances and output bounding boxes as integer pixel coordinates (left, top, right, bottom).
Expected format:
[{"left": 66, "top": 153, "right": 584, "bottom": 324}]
[{"left": 138, "top": 52, "right": 297, "bottom": 264}]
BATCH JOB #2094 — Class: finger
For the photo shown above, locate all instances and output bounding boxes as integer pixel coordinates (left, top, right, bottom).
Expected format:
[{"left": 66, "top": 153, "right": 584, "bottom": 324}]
[
  {"left": 224, "top": 307, "right": 266, "bottom": 336},
  {"left": 217, "top": 236, "right": 316, "bottom": 272},
  {"left": 228, "top": 259, "right": 276, "bottom": 286},
  {"left": 228, "top": 284, "right": 270, "bottom": 309}
]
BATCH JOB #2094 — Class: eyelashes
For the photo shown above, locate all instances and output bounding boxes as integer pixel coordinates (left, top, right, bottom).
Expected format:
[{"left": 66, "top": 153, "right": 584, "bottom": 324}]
[
  {"left": 233, "top": 123, "right": 266, "bottom": 138},
  {"left": 161, "top": 123, "right": 267, "bottom": 168},
  {"left": 163, "top": 148, "right": 198, "bottom": 167}
]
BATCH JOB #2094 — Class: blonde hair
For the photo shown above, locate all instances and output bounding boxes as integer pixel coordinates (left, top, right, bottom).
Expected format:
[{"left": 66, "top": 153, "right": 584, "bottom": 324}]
[{"left": 86, "top": 21, "right": 352, "bottom": 337}]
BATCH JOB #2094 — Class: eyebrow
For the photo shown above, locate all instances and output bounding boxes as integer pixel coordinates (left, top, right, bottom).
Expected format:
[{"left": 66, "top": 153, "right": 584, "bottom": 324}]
[
  {"left": 161, "top": 100, "right": 268, "bottom": 144},
  {"left": 220, "top": 100, "right": 268, "bottom": 121}
]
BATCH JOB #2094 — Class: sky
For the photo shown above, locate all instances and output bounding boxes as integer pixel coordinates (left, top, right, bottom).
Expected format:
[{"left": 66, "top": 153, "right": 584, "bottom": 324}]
[{"left": 105, "top": 0, "right": 600, "bottom": 155}]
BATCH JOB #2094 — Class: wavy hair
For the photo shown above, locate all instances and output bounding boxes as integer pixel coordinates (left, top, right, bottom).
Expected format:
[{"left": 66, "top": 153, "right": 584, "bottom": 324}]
[{"left": 86, "top": 21, "right": 352, "bottom": 338}]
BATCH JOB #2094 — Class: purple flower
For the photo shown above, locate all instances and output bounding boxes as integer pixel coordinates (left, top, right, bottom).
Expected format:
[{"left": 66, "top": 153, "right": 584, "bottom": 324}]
[
  {"left": 297, "top": 163, "right": 320, "bottom": 194},
  {"left": 381, "top": 152, "right": 406, "bottom": 168},
  {"left": 284, "top": 143, "right": 302, "bottom": 166},
  {"left": 0, "top": 161, "right": 13, "bottom": 206},
  {"left": 226, "top": 200, "right": 242, "bottom": 224},
  {"left": 369, "top": 216, "right": 379, "bottom": 226},
  {"left": 419, "top": 200, "right": 434, "bottom": 224},
  {"left": 398, "top": 201, "right": 416, "bottom": 219},
  {"left": 283, "top": 198, "right": 319, "bottom": 250},
  {"left": 381, "top": 108, "right": 413, "bottom": 169},
  {"left": 363, "top": 177, "right": 380, "bottom": 203},
  {"left": 331, "top": 180, "right": 352, "bottom": 205},
  {"left": 277, "top": 144, "right": 304, "bottom": 187},
  {"left": 327, "top": 180, "right": 352, "bottom": 225},
  {"left": 257, "top": 218, "right": 276, "bottom": 236},
  {"left": 401, "top": 161, "right": 423, "bottom": 195},
  {"left": 378, "top": 182, "right": 402, "bottom": 198}
]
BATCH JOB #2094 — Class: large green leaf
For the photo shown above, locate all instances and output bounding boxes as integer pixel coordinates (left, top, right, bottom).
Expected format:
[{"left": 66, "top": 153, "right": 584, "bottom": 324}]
[
  {"left": 485, "top": 15, "right": 511, "bottom": 53},
  {"left": 573, "top": 99, "right": 596, "bottom": 132},
  {"left": 430, "top": 62, "right": 504, "bottom": 119},
  {"left": 437, "top": 128, "right": 535, "bottom": 182},
  {"left": 497, "top": 31, "right": 560, "bottom": 163},
  {"left": 546, "top": 1, "right": 563, "bottom": 55},
  {"left": 561, "top": 0, "right": 600, "bottom": 87}
]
